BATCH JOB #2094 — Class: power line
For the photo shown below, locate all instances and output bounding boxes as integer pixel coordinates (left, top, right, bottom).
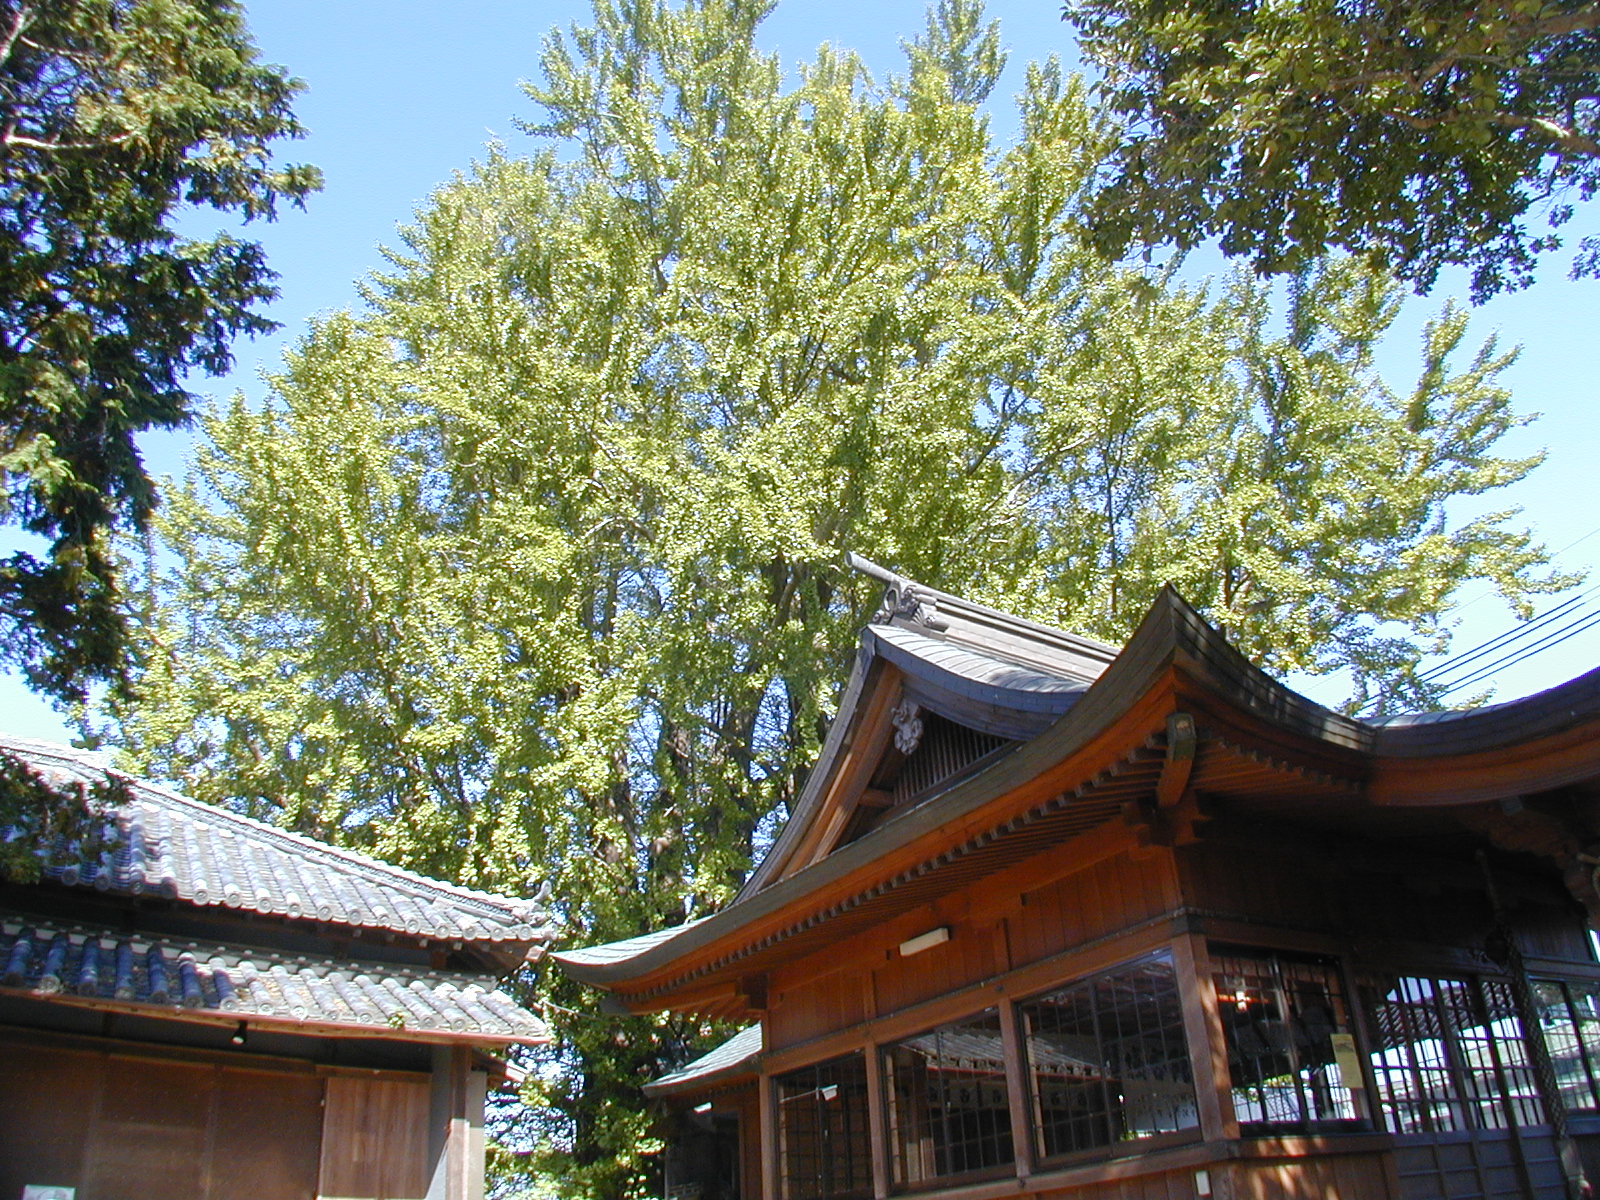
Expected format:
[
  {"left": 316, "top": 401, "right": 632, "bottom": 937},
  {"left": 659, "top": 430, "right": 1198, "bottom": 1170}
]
[
  {"left": 1416, "top": 582, "right": 1600, "bottom": 685},
  {"left": 1442, "top": 521, "right": 1600, "bottom": 616},
  {"left": 1352, "top": 577, "right": 1600, "bottom": 716},
  {"left": 1434, "top": 606, "right": 1600, "bottom": 701}
]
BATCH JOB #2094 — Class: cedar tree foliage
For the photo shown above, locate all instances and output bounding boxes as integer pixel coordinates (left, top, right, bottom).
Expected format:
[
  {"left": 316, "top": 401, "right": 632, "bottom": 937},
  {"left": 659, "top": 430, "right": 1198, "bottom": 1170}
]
[
  {"left": 1067, "top": 0, "right": 1600, "bottom": 299},
  {"left": 0, "top": 0, "right": 318, "bottom": 703}
]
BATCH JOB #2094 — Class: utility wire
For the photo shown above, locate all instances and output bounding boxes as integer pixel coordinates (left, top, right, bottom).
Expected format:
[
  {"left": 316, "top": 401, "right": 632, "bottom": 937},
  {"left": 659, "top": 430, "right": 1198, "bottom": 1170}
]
[
  {"left": 1416, "top": 582, "right": 1600, "bottom": 685},
  {"left": 1434, "top": 607, "right": 1600, "bottom": 701},
  {"left": 1352, "top": 578, "right": 1600, "bottom": 717}
]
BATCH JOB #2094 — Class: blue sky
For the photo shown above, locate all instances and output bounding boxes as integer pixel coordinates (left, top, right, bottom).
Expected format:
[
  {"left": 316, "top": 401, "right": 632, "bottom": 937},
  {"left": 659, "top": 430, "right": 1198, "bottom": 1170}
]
[{"left": 3, "top": 0, "right": 1598, "bottom": 741}]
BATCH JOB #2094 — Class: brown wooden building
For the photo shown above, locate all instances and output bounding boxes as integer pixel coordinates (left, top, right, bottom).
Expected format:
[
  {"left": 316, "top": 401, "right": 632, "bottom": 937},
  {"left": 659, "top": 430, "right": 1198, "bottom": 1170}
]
[
  {"left": 0, "top": 736, "right": 552, "bottom": 1200},
  {"left": 558, "top": 558, "right": 1600, "bottom": 1200}
]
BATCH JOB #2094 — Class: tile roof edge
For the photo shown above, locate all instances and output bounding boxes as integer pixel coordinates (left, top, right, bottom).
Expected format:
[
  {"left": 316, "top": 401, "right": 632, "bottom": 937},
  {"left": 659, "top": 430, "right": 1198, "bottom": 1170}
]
[{"left": 0, "top": 736, "right": 550, "bottom": 932}]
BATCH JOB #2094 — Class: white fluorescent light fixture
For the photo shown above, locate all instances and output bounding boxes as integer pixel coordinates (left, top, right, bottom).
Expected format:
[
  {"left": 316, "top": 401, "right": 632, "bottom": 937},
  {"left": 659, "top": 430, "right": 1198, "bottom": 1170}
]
[
  {"left": 898, "top": 926, "right": 950, "bottom": 957},
  {"left": 692, "top": 1102, "right": 713, "bottom": 1114}
]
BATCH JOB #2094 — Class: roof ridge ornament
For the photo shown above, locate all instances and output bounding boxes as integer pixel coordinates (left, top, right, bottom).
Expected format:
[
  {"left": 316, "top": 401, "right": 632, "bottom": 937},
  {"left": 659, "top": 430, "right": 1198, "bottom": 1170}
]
[
  {"left": 872, "top": 579, "right": 949, "bottom": 632},
  {"left": 847, "top": 552, "right": 950, "bottom": 632}
]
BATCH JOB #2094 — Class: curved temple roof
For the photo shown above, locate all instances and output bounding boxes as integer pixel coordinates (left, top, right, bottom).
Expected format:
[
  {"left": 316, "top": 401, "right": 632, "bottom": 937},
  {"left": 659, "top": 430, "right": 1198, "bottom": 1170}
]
[
  {"left": 1, "top": 736, "right": 554, "bottom": 948},
  {"left": 557, "top": 569, "right": 1600, "bottom": 1004}
]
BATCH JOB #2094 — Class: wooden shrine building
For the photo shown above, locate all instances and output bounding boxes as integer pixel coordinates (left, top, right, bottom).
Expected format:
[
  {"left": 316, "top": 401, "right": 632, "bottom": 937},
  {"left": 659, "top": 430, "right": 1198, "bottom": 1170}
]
[
  {"left": 0, "top": 736, "right": 552, "bottom": 1200},
  {"left": 558, "top": 558, "right": 1600, "bottom": 1200}
]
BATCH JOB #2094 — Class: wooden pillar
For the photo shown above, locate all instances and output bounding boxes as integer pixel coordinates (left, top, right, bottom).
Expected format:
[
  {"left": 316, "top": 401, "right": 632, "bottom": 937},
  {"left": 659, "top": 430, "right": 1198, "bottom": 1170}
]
[
  {"left": 1172, "top": 932, "right": 1237, "bottom": 1143},
  {"left": 759, "top": 1064, "right": 780, "bottom": 1200},
  {"left": 997, "top": 998, "right": 1034, "bottom": 1181},
  {"left": 863, "top": 1041, "right": 891, "bottom": 1200},
  {"left": 427, "top": 1044, "right": 487, "bottom": 1200}
]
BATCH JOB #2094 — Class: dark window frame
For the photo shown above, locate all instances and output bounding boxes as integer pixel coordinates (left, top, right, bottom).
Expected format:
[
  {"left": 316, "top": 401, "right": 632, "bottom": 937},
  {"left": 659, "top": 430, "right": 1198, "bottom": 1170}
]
[
  {"left": 879, "top": 1008, "right": 1016, "bottom": 1191},
  {"left": 1533, "top": 976, "right": 1600, "bottom": 1114},
  {"left": 773, "top": 1053, "right": 873, "bottom": 1200},
  {"left": 1015, "top": 950, "right": 1200, "bottom": 1167},
  {"left": 1213, "top": 946, "right": 1367, "bottom": 1134}
]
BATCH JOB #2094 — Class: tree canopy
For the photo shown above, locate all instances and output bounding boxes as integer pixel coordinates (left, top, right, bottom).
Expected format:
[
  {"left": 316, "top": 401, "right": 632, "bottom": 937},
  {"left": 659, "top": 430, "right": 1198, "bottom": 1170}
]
[
  {"left": 0, "top": 0, "right": 318, "bottom": 704},
  {"left": 100, "top": 0, "right": 1564, "bottom": 1195},
  {"left": 1066, "top": 0, "right": 1600, "bottom": 300}
]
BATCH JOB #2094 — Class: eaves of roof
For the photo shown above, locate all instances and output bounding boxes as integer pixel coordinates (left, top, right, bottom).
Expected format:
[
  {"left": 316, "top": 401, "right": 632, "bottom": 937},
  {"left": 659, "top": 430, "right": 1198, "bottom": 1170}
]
[
  {"left": 0, "top": 737, "right": 554, "bottom": 949},
  {"left": 0, "top": 915, "right": 547, "bottom": 1046},
  {"left": 645, "top": 1023, "right": 762, "bottom": 1097}
]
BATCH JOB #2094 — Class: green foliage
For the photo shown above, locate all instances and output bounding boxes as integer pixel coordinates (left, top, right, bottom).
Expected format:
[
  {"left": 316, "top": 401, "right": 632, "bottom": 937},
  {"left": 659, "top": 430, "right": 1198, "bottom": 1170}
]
[
  {"left": 102, "top": 1, "right": 1565, "bottom": 1195},
  {"left": 1023, "top": 257, "right": 1572, "bottom": 711},
  {"left": 1067, "top": 0, "right": 1600, "bottom": 299},
  {"left": 0, "top": 0, "right": 319, "bottom": 703},
  {"left": 0, "top": 747, "right": 120, "bottom": 883}
]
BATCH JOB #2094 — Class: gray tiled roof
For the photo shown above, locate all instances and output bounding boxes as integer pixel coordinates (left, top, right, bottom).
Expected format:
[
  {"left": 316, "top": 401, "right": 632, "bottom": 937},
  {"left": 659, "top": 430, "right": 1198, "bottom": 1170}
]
[
  {"left": 647, "top": 1023, "right": 761, "bottom": 1095},
  {"left": 554, "top": 918, "right": 708, "bottom": 969},
  {"left": 0, "top": 917, "right": 547, "bottom": 1043},
  {"left": 1, "top": 737, "right": 553, "bottom": 946}
]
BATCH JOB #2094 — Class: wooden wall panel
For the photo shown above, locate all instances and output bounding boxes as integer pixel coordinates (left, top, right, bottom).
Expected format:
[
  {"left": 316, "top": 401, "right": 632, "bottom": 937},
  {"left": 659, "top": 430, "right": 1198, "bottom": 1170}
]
[
  {"left": 1227, "top": 1154, "right": 1397, "bottom": 1200},
  {"left": 0, "top": 1041, "right": 98, "bottom": 1198},
  {"left": 0, "top": 1039, "right": 324, "bottom": 1200},
  {"left": 318, "top": 1074, "right": 431, "bottom": 1200},
  {"left": 769, "top": 967, "right": 869, "bottom": 1050},
  {"left": 1010, "top": 850, "right": 1169, "bottom": 967},
  {"left": 87, "top": 1058, "right": 211, "bottom": 1199},
  {"left": 215, "top": 1069, "right": 326, "bottom": 1200},
  {"left": 1391, "top": 1130, "right": 1574, "bottom": 1200},
  {"left": 872, "top": 917, "right": 1001, "bottom": 1017}
]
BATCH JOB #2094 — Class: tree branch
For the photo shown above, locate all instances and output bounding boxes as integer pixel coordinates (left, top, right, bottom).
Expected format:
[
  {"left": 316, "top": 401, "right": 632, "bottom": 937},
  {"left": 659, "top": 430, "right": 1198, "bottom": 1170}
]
[{"left": 0, "top": 2, "right": 33, "bottom": 70}]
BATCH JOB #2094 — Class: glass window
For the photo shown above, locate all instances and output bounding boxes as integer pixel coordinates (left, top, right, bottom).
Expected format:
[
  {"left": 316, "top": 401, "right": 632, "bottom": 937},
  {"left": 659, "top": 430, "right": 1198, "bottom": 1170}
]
[
  {"left": 1534, "top": 977, "right": 1600, "bottom": 1113},
  {"left": 1360, "top": 972, "right": 1546, "bottom": 1134},
  {"left": 775, "top": 1054, "right": 872, "bottom": 1200},
  {"left": 1214, "top": 949, "right": 1361, "bottom": 1130},
  {"left": 882, "top": 1009, "right": 1014, "bottom": 1186},
  {"left": 1016, "top": 952, "right": 1197, "bottom": 1161}
]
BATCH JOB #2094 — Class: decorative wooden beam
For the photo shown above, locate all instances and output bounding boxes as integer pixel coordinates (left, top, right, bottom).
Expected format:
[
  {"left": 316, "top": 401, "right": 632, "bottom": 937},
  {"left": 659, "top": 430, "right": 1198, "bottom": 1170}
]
[
  {"left": 740, "top": 973, "right": 769, "bottom": 1013},
  {"left": 1157, "top": 712, "right": 1197, "bottom": 809}
]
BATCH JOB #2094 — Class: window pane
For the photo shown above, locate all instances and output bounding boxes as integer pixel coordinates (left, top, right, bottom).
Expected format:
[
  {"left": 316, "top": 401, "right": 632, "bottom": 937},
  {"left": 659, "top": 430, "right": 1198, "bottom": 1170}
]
[
  {"left": 883, "top": 1010, "right": 1014, "bottom": 1186},
  {"left": 1536, "top": 978, "right": 1600, "bottom": 1112},
  {"left": 1214, "top": 950, "right": 1359, "bottom": 1130},
  {"left": 1445, "top": 978, "right": 1543, "bottom": 1129},
  {"left": 1360, "top": 972, "right": 1547, "bottom": 1135},
  {"left": 776, "top": 1054, "right": 872, "bottom": 1200},
  {"left": 1018, "top": 953, "right": 1197, "bottom": 1161},
  {"left": 1363, "top": 975, "right": 1467, "bottom": 1133}
]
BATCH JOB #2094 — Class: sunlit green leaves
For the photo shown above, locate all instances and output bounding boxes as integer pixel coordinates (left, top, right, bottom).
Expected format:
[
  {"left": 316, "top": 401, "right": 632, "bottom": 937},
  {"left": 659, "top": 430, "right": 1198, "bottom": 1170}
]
[{"left": 1069, "top": 0, "right": 1600, "bottom": 299}]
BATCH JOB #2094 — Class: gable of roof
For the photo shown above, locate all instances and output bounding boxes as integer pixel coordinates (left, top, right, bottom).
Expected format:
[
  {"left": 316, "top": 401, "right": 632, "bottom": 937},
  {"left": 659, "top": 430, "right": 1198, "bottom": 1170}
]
[
  {"left": 742, "top": 556, "right": 1114, "bottom": 895},
  {"left": 0, "top": 737, "right": 554, "bottom": 948}
]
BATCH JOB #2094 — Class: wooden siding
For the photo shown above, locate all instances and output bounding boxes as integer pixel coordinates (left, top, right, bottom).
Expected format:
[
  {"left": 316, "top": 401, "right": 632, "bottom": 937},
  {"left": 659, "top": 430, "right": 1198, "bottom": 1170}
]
[
  {"left": 1391, "top": 1129, "right": 1566, "bottom": 1200},
  {"left": 1008, "top": 849, "right": 1174, "bottom": 967},
  {"left": 1177, "top": 837, "right": 1591, "bottom": 963},
  {"left": 0, "top": 1039, "right": 324, "bottom": 1200},
  {"left": 766, "top": 839, "right": 1178, "bottom": 1054},
  {"left": 318, "top": 1074, "right": 432, "bottom": 1200},
  {"left": 1223, "top": 1153, "right": 1399, "bottom": 1200}
]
